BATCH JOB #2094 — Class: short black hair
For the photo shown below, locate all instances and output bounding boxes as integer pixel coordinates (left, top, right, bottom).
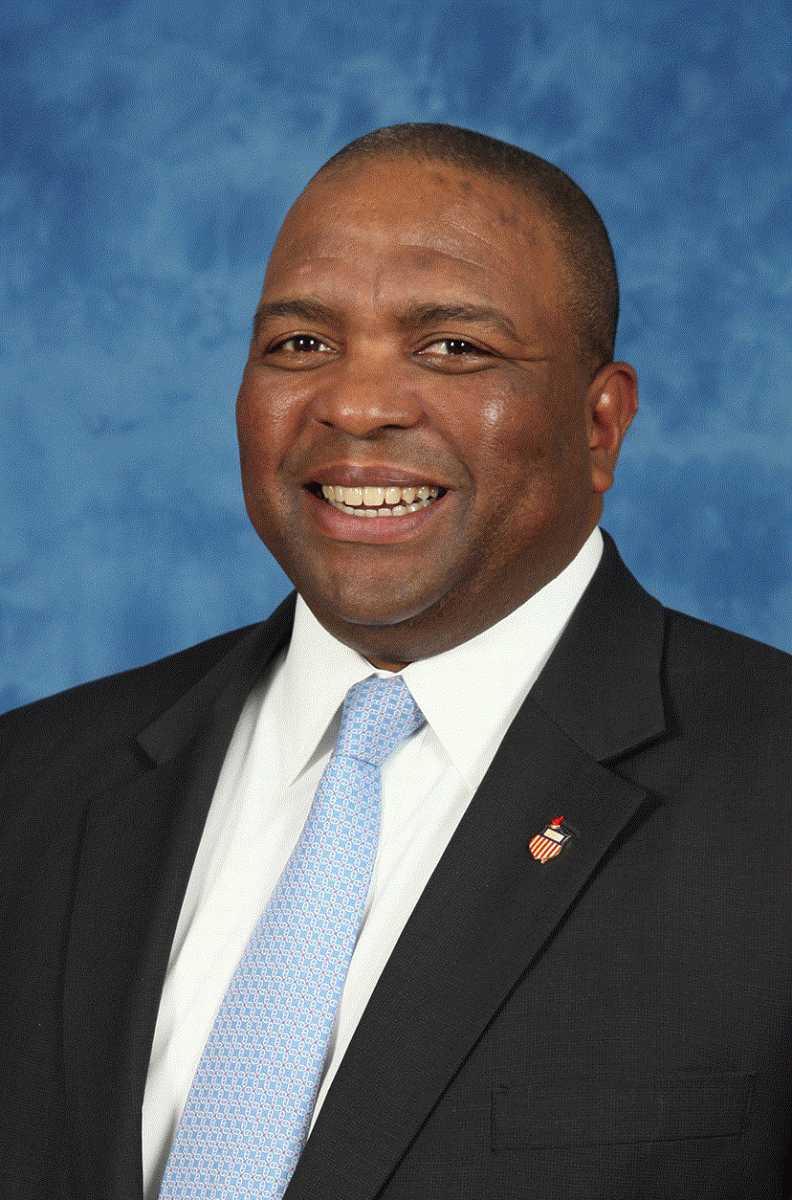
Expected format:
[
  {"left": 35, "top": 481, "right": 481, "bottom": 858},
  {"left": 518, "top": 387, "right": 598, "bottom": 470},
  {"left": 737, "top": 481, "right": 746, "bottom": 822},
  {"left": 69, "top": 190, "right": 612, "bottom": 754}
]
[{"left": 318, "top": 123, "right": 619, "bottom": 373}]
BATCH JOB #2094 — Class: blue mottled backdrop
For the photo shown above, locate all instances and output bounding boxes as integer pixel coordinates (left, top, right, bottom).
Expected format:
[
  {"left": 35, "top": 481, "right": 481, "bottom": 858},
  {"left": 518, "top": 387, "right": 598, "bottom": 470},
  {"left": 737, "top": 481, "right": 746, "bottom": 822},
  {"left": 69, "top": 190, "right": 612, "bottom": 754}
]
[{"left": 2, "top": 0, "right": 790, "bottom": 712}]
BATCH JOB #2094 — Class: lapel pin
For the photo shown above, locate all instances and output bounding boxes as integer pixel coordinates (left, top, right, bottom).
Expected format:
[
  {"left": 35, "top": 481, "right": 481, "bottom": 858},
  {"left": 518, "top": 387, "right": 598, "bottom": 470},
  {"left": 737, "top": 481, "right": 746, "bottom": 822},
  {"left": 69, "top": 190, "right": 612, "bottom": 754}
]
[{"left": 529, "top": 816, "right": 573, "bottom": 863}]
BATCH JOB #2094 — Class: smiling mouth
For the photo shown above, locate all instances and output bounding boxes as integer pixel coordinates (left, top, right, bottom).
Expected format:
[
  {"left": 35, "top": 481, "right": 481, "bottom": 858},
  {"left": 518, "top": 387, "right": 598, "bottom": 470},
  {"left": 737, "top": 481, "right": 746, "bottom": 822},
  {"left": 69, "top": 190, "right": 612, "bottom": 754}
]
[{"left": 314, "top": 483, "right": 443, "bottom": 517}]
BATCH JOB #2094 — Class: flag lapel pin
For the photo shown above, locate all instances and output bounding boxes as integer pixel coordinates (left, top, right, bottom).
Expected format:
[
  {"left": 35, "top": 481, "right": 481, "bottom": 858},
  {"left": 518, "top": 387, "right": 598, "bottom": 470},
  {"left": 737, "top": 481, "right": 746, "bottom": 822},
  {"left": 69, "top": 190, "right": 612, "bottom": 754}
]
[{"left": 529, "top": 816, "right": 573, "bottom": 863}]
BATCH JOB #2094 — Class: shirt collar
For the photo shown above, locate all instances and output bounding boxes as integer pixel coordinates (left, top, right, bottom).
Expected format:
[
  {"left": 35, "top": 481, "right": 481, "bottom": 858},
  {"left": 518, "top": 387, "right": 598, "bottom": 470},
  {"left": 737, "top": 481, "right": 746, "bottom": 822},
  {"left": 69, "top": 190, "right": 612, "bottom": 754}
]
[
  {"left": 277, "top": 599, "right": 382, "bottom": 784},
  {"left": 277, "top": 528, "right": 603, "bottom": 788}
]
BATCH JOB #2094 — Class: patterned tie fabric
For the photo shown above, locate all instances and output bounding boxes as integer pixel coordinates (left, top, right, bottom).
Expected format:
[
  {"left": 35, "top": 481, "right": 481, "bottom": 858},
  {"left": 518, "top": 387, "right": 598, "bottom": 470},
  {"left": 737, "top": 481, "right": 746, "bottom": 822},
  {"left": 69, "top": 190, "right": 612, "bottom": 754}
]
[{"left": 159, "top": 674, "right": 425, "bottom": 1200}]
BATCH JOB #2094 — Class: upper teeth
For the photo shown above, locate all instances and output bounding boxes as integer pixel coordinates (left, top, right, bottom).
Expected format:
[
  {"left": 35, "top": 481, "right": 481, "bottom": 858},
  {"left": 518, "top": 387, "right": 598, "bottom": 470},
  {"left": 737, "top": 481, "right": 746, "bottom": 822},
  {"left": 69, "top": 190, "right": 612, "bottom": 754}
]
[{"left": 321, "top": 484, "right": 440, "bottom": 516}]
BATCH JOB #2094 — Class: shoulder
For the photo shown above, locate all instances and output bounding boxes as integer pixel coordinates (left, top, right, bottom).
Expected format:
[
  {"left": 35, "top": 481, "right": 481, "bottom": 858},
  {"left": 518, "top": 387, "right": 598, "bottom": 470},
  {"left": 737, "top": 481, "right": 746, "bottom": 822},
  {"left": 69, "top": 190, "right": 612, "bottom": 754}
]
[
  {"left": 597, "top": 532, "right": 791, "bottom": 718},
  {"left": 2, "top": 623, "right": 250, "bottom": 734},
  {"left": 646, "top": 609, "right": 792, "bottom": 807},
  {"left": 0, "top": 603, "right": 293, "bottom": 791},
  {"left": 662, "top": 607, "right": 792, "bottom": 718}
]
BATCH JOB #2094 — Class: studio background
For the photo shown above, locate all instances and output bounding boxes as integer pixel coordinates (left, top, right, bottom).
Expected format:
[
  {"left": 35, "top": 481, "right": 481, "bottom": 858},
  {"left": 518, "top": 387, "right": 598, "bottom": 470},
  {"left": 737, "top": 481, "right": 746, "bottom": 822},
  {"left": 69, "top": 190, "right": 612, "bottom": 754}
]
[{"left": 2, "top": 0, "right": 790, "bottom": 714}]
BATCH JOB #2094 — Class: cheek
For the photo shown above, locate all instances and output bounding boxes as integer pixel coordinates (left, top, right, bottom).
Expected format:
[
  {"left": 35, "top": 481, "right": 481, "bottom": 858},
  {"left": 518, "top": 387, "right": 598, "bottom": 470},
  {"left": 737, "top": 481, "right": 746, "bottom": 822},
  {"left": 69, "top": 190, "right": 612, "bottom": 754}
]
[
  {"left": 236, "top": 406, "right": 268, "bottom": 482},
  {"left": 236, "top": 372, "right": 297, "bottom": 487},
  {"left": 236, "top": 394, "right": 294, "bottom": 564},
  {"left": 463, "top": 384, "right": 555, "bottom": 493},
  {"left": 466, "top": 387, "right": 586, "bottom": 539}
]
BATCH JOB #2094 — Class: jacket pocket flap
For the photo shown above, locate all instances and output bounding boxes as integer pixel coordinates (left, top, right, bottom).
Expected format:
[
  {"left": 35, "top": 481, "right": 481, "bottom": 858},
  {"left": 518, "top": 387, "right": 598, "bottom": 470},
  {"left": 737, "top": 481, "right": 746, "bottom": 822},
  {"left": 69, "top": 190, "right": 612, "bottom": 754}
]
[{"left": 491, "top": 1072, "right": 753, "bottom": 1149}]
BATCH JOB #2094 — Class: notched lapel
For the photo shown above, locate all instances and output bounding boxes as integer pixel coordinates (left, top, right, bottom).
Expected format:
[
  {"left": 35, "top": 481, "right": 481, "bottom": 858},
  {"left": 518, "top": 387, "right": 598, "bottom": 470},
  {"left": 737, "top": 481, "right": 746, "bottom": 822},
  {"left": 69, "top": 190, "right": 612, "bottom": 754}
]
[
  {"left": 286, "top": 540, "right": 668, "bottom": 1200},
  {"left": 288, "top": 706, "right": 654, "bottom": 1200},
  {"left": 64, "top": 758, "right": 205, "bottom": 1200},
  {"left": 64, "top": 725, "right": 252, "bottom": 1199},
  {"left": 63, "top": 604, "right": 294, "bottom": 1200},
  {"left": 530, "top": 533, "right": 666, "bottom": 763}
]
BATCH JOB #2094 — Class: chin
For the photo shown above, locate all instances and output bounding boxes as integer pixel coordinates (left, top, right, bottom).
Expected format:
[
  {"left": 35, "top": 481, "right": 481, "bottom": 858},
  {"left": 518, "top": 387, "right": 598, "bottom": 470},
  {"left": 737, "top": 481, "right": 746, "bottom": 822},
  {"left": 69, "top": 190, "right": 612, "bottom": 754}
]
[
  {"left": 304, "top": 585, "right": 431, "bottom": 644},
  {"left": 296, "top": 567, "right": 439, "bottom": 629},
  {"left": 324, "top": 596, "right": 427, "bottom": 632},
  {"left": 319, "top": 588, "right": 469, "bottom": 669}
]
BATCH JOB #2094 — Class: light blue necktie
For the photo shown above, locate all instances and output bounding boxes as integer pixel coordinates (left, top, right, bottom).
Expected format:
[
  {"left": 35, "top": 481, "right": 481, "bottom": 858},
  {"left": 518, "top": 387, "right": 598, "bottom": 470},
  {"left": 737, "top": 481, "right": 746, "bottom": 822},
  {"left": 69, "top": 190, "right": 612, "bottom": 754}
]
[{"left": 159, "top": 674, "right": 425, "bottom": 1200}]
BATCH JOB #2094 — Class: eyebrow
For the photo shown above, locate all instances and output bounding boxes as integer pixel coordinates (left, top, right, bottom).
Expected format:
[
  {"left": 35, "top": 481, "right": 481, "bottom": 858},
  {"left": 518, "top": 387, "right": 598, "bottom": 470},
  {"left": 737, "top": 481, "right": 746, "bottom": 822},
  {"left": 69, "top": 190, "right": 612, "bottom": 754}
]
[
  {"left": 253, "top": 299, "right": 339, "bottom": 341},
  {"left": 252, "top": 298, "right": 522, "bottom": 343},
  {"left": 394, "top": 302, "right": 521, "bottom": 342}
]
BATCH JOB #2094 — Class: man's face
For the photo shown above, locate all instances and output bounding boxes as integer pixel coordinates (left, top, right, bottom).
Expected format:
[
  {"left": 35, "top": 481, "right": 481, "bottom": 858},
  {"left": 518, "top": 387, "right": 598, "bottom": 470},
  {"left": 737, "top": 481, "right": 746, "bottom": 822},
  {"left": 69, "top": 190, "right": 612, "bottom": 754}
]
[{"left": 237, "top": 156, "right": 632, "bottom": 667}]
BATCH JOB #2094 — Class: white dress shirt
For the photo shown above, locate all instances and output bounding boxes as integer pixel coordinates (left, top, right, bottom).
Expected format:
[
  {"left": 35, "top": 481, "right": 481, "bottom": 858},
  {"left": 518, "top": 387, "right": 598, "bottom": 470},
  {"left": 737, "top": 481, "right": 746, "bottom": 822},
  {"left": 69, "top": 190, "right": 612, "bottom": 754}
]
[{"left": 142, "top": 528, "right": 603, "bottom": 1197}]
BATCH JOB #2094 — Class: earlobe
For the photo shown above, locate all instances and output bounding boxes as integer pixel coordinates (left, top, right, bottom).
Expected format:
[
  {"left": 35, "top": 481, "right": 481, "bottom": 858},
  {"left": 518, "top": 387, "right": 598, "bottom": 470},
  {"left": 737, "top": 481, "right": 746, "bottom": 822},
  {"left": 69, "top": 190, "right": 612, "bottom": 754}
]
[{"left": 587, "top": 361, "right": 638, "bottom": 495}]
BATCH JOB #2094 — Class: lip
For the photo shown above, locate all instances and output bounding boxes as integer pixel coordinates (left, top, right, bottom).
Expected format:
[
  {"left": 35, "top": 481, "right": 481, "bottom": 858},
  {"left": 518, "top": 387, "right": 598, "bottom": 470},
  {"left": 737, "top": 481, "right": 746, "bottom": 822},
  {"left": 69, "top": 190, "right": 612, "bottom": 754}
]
[
  {"left": 304, "top": 462, "right": 450, "bottom": 491},
  {"left": 304, "top": 483, "right": 450, "bottom": 544}
]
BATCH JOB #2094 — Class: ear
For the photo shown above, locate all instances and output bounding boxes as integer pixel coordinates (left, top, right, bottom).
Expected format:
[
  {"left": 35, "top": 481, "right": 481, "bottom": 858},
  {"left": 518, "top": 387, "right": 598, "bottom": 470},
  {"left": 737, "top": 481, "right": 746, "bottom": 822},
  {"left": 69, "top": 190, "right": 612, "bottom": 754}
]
[{"left": 586, "top": 361, "right": 638, "bottom": 495}]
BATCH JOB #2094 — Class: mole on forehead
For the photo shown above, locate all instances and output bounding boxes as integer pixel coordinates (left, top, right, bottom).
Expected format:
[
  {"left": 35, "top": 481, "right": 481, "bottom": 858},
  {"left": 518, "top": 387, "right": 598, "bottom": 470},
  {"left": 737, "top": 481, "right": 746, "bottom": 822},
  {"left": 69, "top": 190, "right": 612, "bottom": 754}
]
[
  {"left": 410, "top": 249, "right": 438, "bottom": 271},
  {"left": 426, "top": 165, "right": 472, "bottom": 191},
  {"left": 419, "top": 163, "right": 537, "bottom": 236}
]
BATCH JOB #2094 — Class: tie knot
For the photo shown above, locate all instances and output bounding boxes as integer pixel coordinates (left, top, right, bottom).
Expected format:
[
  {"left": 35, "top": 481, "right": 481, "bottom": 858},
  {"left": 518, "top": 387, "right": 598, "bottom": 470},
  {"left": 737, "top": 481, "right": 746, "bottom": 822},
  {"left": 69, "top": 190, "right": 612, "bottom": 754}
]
[{"left": 334, "top": 675, "right": 425, "bottom": 768}]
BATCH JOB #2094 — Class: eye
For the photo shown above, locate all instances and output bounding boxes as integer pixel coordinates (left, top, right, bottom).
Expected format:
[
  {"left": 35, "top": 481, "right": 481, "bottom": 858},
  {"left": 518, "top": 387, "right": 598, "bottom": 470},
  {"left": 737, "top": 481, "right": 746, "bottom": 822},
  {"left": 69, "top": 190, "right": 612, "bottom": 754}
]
[
  {"left": 421, "top": 337, "right": 489, "bottom": 356},
  {"left": 270, "top": 334, "right": 332, "bottom": 354},
  {"left": 415, "top": 337, "right": 496, "bottom": 370}
]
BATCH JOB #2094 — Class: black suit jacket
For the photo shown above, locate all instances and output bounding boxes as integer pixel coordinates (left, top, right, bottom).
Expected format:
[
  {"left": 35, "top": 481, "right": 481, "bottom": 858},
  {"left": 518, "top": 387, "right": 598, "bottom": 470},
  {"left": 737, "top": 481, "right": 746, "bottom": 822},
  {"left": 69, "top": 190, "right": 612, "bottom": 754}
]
[{"left": 1, "top": 535, "right": 790, "bottom": 1199}]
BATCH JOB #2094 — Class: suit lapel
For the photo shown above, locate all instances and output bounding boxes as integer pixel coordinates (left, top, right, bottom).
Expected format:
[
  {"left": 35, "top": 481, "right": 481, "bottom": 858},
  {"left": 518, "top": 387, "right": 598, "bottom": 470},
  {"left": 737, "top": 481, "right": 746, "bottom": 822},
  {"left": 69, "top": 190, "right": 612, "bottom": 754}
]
[
  {"left": 63, "top": 599, "right": 295, "bottom": 1200},
  {"left": 286, "top": 537, "right": 667, "bottom": 1200}
]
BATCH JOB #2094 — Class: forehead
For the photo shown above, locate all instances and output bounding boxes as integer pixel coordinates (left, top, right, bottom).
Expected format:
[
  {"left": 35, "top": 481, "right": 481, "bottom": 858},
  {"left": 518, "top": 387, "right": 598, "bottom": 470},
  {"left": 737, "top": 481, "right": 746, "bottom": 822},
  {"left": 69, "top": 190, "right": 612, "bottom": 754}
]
[{"left": 261, "top": 157, "right": 563, "bottom": 320}]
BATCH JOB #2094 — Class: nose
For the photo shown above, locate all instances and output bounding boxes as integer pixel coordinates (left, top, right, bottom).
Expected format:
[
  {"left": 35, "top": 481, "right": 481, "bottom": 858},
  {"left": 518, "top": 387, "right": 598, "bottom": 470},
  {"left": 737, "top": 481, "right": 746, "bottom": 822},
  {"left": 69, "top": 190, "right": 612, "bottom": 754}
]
[{"left": 310, "top": 345, "right": 423, "bottom": 438}]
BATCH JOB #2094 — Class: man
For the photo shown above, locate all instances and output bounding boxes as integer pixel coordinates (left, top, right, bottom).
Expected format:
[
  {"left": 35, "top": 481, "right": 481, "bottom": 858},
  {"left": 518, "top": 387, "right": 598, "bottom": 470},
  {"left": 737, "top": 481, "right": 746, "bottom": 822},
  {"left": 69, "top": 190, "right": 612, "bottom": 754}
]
[{"left": 1, "top": 124, "right": 790, "bottom": 1199}]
